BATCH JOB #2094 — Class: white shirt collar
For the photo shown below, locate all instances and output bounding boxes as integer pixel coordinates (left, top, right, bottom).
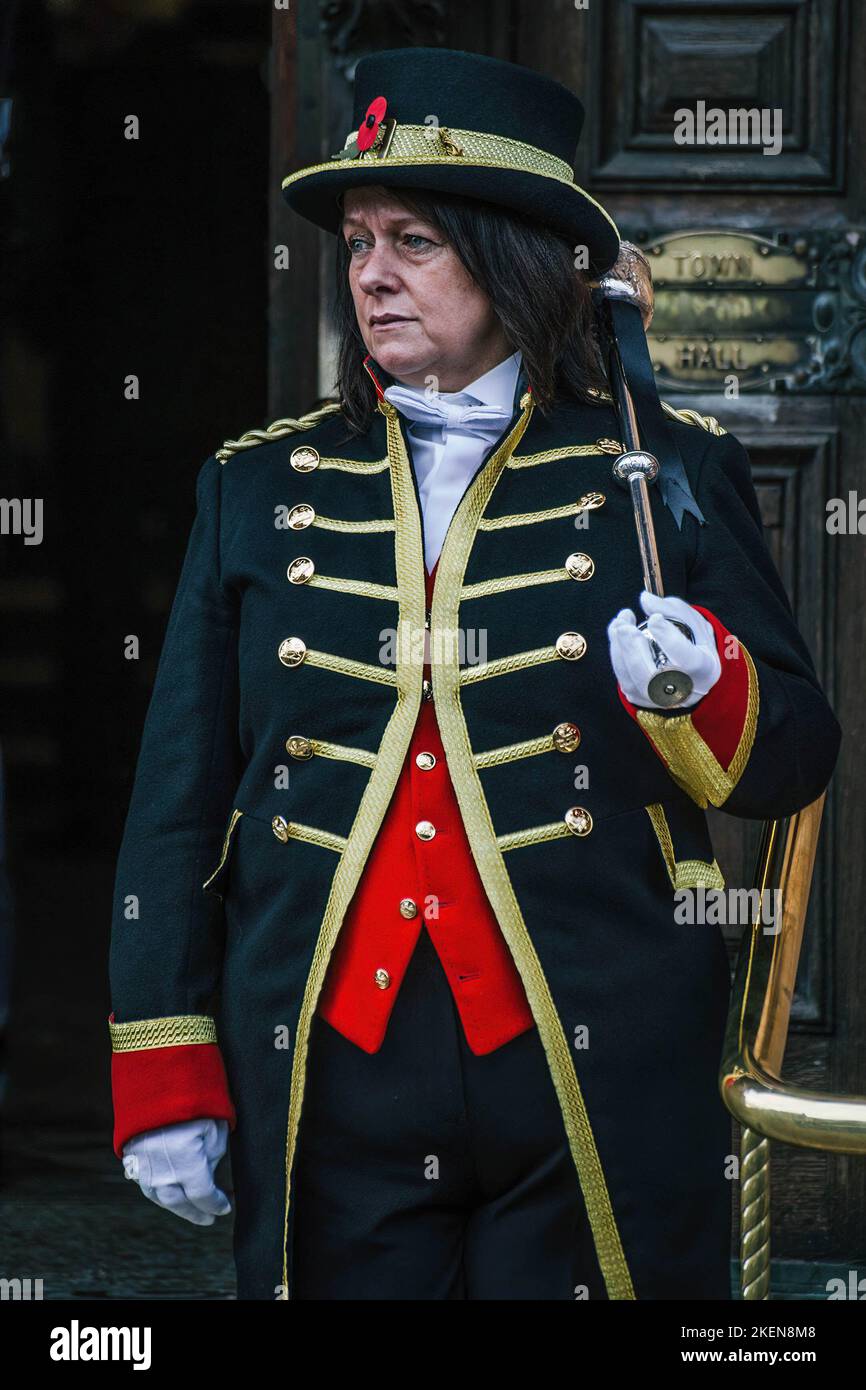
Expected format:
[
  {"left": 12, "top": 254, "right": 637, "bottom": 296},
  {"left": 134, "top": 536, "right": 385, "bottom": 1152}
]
[{"left": 390, "top": 349, "right": 522, "bottom": 416}]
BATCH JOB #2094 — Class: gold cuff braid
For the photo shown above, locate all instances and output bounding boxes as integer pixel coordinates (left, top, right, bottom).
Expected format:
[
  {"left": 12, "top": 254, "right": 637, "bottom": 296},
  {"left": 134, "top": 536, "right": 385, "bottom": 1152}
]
[
  {"left": 109, "top": 1014, "right": 218, "bottom": 1054},
  {"left": 636, "top": 645, "right": 759, "bottom": 810}
]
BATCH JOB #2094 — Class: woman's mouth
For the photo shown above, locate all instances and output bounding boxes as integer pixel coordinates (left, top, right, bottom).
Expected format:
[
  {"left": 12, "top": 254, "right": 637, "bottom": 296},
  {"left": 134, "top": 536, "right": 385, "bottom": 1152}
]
[{"left": 370, "top": 315, "right": 414, "bottom": 330}]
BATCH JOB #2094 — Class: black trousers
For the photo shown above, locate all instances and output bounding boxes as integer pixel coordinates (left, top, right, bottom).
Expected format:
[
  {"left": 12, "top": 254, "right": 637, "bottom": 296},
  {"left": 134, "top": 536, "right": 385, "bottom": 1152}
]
[{"left": 290, "top": 927, "right": 608, "bottom": 1300}]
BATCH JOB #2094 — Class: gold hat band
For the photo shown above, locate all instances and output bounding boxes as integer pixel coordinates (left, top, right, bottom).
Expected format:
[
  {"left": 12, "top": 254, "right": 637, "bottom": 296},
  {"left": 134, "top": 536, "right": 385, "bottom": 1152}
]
[
  {"left": 286, "top": 121, "right": 573, "bottom": 189},
  {"left": 282, "top": 121, "right": 620, "bottom": 243}
]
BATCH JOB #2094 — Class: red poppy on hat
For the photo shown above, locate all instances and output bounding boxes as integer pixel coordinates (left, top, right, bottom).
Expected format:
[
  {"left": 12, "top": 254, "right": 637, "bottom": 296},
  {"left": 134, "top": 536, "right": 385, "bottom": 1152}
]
[{"left": 357, "top": 96, "right": 387, "bottom": 153}]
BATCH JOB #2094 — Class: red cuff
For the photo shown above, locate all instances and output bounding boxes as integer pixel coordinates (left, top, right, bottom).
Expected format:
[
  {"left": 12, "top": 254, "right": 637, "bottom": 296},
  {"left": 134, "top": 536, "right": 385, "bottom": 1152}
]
[
  {"left": 111, "top": 1036, "right": 236, "bottom": 1157},
  {"left": 618, "top": 604, "right": 751, "bottom": 769}
]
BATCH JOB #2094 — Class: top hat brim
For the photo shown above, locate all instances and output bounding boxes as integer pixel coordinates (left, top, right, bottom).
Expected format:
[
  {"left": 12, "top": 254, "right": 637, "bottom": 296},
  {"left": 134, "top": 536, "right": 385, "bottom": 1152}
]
[{"left": 282, "top": 159, "right": 621, "bottom": 277}]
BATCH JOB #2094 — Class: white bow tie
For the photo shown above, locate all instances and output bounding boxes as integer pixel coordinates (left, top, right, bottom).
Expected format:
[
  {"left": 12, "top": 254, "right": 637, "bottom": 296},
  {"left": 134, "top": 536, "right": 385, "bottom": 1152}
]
[{"left": 383, "top": 383, "right": 514, "bottom": 433}]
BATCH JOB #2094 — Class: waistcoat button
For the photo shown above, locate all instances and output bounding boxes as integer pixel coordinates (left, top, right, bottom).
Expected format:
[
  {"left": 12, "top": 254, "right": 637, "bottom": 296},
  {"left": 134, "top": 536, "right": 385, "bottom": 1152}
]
[
  {"left": 399, "top": 898, "right": 418, "bottom": 919},
  {"left": 415, "top": 820, "right": 436, "bottom": 841},
  {"left": 374, "top": 968, "right": 391, "bottom": 990},
  {"left": 415, "top": 751, "right": 436, "bottom": 770}
]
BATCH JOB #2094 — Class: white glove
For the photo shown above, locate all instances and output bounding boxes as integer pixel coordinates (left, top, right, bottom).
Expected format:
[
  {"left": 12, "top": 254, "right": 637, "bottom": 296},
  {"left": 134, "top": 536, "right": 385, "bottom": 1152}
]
[
  {"left": 122, "top": 1118, "right": 232, "bottom": 1226},
  {"left": 607, "top": 590, "right": 722, "bottom": 711}
]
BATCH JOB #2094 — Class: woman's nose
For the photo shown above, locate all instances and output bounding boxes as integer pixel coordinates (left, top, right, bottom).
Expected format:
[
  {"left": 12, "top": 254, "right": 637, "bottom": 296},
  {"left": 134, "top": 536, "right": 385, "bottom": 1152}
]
[{"left": 356, "top": 246, "right": 401, "bottom": 293}]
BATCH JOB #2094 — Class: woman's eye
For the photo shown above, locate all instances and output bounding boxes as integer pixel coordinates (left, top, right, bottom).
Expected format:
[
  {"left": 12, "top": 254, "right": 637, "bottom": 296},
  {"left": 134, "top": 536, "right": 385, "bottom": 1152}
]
[
  {"left": 347, "top": 236, "right": 368, "bottom": 254},
  {"left": 403, "top": 234, "right": 431, "bottom": 249}
]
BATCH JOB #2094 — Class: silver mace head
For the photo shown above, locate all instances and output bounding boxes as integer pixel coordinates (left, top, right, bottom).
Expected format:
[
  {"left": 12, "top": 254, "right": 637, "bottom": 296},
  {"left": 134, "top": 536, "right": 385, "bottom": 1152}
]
[{"left": 611, "top": 457, "right": 696, "bottom": 709}]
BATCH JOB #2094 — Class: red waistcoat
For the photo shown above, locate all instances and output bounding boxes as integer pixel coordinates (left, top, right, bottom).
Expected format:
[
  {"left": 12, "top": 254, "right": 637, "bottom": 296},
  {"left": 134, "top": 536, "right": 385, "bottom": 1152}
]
[{"left": 316, "top": 558, "right": 536, "bottom": 1055}]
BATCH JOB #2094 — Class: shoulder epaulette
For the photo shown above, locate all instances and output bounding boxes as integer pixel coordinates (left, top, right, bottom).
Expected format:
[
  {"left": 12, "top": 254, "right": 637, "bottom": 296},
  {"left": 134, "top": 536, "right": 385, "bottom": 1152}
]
[
  {"left": 584, "top": 387, "right": 726, "bottom": 438},
  {"left": 660, "top": 402, "right": 727, "bottom": 436},
  {"left": 215, "top": 402, "right": 344, "bottom": 463}
]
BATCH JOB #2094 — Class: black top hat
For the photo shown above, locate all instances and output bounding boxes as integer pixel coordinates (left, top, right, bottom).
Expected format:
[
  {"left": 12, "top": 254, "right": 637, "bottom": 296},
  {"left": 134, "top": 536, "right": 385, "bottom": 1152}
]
[{"left": 282, "top": 46, "right": 621, "bottom": 275}]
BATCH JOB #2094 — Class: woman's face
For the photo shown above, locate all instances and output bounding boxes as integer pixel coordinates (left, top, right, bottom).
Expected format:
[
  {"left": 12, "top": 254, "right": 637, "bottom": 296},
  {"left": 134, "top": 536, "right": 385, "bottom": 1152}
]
[{"left": 341, "top": 186, "right": 511, "bottom": 392}]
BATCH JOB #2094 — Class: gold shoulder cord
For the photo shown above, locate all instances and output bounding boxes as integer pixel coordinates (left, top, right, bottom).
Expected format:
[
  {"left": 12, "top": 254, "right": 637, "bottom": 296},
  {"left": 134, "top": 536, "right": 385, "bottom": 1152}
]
[
  {"left": 660, "top": 402, "right": 727, "bottom": 436},
  {"left": 215, "top": 403, "right": 344, "bottom": 463},
  {"left": 581, "top": 389, "right": 726, "bottom": 437}
]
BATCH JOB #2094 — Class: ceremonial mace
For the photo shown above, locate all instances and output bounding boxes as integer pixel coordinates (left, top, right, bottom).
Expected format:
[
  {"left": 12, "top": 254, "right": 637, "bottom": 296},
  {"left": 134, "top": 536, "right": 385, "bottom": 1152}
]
[{"left": 592, "top": 244, "right": 696, "bottom": 709}]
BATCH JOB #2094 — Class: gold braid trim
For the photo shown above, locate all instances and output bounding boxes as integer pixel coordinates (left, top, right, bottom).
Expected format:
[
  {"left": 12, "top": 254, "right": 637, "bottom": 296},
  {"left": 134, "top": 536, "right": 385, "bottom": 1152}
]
[
  {"left": 308, "top": 738, "right": 377, "bottom": 769},
  {"left": 312, "top": 515, "right": 395, "bottom": 533},
  {"left": 637, "top": 646, "right": 759, "bottom": 809},
  {"left": 644, "top": 804, "right": 726, "bottom": 890},
  {"left": 109, "top": 1014, "right": 218, "bottom": 1053},
  {"left": 306, "top": 574, "right": 399, "bottom": 603},
  {"left": 315, "top": 456, "right": 389, "bottom": 473},
  {"left": 458, "top": 645, "right": 560, "bottom": 686},
  {"left": 279, "top": 821, "right": 347, "bottom": 855},
  {"left": 301, "top": 649, "right": 399, "bottom": 687},
  {"left": 461, "top": 568, "right": 576, "bottom": 600},
  {"left": 477, "top": 493, "right": 605, "bottom": 530},
  {"left": 496, "top": 821, "right": 572, "bottom": 852},
  {"left": 508, "top": 441, "right": 623, "bottom": 468},
  {"left": 675, "top": 859, "right": 726, "bottom": 891},
  {"left": 644, "top": 803, "right": 675, "bottom": 877},
  {"left": 216, "top": 404, "right": 343, "bottom": 463},
  {"left": 474, "top": 734, "right": 557, "bottom": 769}
]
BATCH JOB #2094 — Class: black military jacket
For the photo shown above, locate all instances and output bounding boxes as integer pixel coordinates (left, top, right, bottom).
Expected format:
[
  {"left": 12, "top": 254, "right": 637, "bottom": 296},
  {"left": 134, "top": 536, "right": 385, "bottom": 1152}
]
[{"left": 109, "top": 367, "right": 841, "bottom": 1300}]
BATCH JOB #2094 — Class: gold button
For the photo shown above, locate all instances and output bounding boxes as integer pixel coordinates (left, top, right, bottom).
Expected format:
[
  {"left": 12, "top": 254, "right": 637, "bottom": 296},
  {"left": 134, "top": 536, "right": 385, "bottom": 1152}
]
[
  {"left": 555, "top": 631, "right": 587, "bottom": 660},
  {"left": 272, "top": 815, "right": 290, "bottom": 842},
  {"left": 399, "top": 898, "right": 418, "bottom": 919},
  {"left": 278, "top": 637, "right": 307, "bottom": 667},
  {"left": 287, "top": 503, "right": 316, "bottom": 530},
  {"left": 564, "top": 806, "right": 593, "bottom": 837},
  {"left": 565, "top": 552, "right": 595, "bottom": 581},
  {"left": 290, "top": 446, "right": 320, "bottom": 472},
  {"left": 577, "top": 491, "right": 605, "bottom": 511},
  {"left": 374, "top": 968, "right": 391, "bottom": 990},
  {"left": 285, "top": 735, "right": 313, "bottom": 759},
  {"left": 415, "top": 751, "right": 436, "bottom": 770},
  {"left": 287, "top": 556, "right": 315, "bottom": 584},
  {"left": 552, "top": 721, "right": 581, "bottom": 753},
  {"left": 415, "top": 820, "right": 436, "bottom": 841}
]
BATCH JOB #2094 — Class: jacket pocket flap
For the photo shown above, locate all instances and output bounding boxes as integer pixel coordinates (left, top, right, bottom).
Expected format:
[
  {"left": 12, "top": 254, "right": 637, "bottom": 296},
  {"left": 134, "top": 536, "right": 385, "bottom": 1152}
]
[
  {"left": 644, "top": 800, "right": 725, "bottom": 891},
  {"left": 202, "top": 808, "right": 244, "bottom": 898}
]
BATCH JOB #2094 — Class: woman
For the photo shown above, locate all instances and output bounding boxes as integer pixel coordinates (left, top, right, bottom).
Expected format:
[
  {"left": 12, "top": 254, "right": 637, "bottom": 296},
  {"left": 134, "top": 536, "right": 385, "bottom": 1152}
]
[{"left": 109, "top": 47, "right": 841, "bottom": 1300}]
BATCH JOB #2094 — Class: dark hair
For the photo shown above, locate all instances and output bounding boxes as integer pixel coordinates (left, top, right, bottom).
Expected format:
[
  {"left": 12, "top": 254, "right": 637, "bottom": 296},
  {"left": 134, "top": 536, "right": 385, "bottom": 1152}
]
[{"left": 333, "top": 188, "right": 609, "bottom": 435}]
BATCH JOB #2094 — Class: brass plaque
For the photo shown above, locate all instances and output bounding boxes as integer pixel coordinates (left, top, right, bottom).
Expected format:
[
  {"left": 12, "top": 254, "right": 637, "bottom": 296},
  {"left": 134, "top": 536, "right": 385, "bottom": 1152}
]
[{"left": 642, "top": 229, "right": 866, "bottom": 393}]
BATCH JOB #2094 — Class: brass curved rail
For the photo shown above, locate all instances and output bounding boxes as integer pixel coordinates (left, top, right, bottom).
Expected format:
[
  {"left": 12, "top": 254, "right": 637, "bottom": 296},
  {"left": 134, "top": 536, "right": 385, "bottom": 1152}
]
[{"left": 720, "top": 793, "right": 866, "bottom": 1298}]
